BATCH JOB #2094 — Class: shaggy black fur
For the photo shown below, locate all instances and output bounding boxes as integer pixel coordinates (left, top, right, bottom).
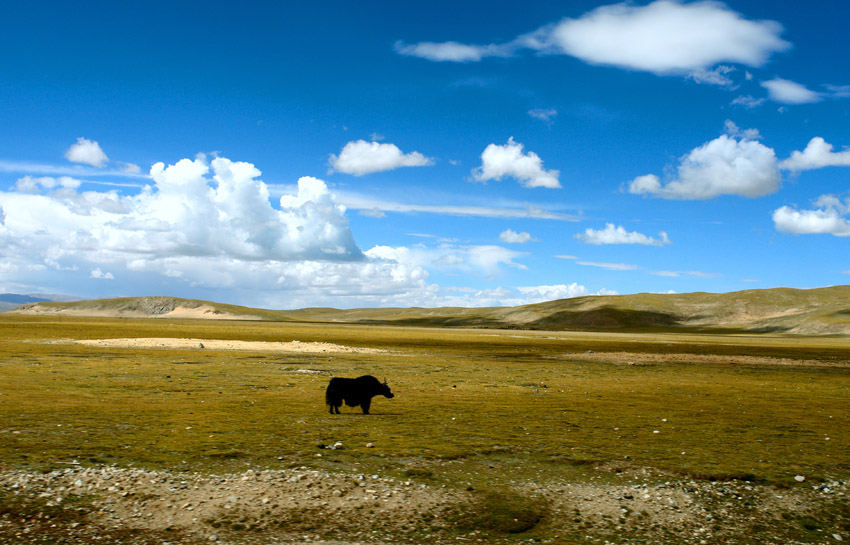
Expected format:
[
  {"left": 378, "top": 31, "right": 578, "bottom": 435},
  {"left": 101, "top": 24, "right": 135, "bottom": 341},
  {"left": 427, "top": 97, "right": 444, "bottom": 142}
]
[{"left": 325, "top": 375, "right": 394, "bottom": 414}]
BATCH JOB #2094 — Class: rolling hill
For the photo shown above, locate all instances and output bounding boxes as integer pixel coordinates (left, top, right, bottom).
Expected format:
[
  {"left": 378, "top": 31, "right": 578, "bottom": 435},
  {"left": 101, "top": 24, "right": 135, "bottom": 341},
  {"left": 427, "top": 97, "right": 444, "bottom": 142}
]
[
  {"left": 10, "top": 286, "right": 850, "bottom": 335},
  {"left": 7, "top": 286, "right": 850, "bottom": 335}
]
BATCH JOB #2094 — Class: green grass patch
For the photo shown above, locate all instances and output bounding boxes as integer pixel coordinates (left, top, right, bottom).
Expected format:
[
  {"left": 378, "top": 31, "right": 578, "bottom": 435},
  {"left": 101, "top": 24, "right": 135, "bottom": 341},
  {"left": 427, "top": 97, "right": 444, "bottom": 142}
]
[
  {"left": 451, "top": 488, "right": 547, "bottom": 534},
  {"left": 1, "top": 315, "right": 848, "bottom": 487}
]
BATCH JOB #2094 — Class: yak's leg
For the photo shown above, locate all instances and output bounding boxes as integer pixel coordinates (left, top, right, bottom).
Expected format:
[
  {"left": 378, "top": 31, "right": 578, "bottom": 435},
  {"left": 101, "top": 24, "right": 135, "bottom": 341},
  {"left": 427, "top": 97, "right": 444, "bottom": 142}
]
[
  {"left": 328, "top": 394, "right": 342, "bottom": 414},
  {"left": 361, "top": 398, "right": 371, "bottom": 415}
]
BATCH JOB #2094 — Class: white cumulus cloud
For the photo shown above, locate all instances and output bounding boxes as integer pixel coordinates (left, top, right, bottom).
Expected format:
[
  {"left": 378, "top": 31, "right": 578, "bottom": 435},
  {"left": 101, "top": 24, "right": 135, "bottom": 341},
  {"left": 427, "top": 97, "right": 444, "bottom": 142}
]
[
  {"left": 627, "top": 126, "right": 780, "bottom": 199},
  {"left": 773, "top": 195, "right": 850, "bottom": 237},
  {"left": 65, "top": 137, "right": 109, "bottom": 168},
  {"left": 15, "top": 176, "right": 83, "bottom": 193},
  {"left": 499, "top": 229, "right": 536, "bottom": 244},
  {"left": 473, "top": 137, "right": 561, "bottom": 189},
  {"left": 547, "top": 1, "right": 788, "bottom": 75},
  {"left": 516, "top": 283, "right": 591, "bottom": 303},
  {"left": 397, "top": 0, "right": 790, "bottom": 79},
  {"left": 575, "top": 223, "right": 671, "bottom": 246},
  {"left": 90, "top": 268, "right": 114, "bottom": 279},
  {"left": 0, "top": 155, "right": 377, "bottom": 296},
  {"left": 780, "top": 137, "right": 850, "bottom": 171},
  {"left": 329, "top": 140, "right": 434, "bottom": 176}
]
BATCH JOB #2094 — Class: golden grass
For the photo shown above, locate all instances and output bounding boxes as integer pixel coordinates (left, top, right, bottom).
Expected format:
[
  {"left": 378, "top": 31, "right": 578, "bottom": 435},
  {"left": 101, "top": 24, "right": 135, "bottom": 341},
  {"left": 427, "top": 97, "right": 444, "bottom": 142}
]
[{"left": 1, "top": 315, "right": 848, "bottom": 487}]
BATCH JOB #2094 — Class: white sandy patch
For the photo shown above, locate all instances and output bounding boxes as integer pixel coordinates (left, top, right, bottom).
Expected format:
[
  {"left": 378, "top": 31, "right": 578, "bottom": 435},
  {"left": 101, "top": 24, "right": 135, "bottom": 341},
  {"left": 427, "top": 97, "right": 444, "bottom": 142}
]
[
  {"left": 12, "top": 302, "right": 261, "bottom": 320},
  {"left": 73, "top": 337, "right": 385, "bottom": 354}
]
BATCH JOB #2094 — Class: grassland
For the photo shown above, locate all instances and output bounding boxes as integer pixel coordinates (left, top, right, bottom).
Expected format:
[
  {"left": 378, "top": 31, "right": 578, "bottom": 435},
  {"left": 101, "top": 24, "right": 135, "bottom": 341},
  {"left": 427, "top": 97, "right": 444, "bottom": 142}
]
[
  {"left": 13, "top": 284, "right": 850, "bottom": 335},
  {"left": 1, "top": 314, "right": 849, "bottom": 544}
]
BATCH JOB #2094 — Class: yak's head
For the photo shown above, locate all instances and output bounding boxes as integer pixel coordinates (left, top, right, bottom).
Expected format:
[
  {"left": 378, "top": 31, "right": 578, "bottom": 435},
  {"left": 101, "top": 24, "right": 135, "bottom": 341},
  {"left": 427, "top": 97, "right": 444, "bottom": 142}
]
[{"left": 381, "top": 378, "right": 394, "bottom": 399}]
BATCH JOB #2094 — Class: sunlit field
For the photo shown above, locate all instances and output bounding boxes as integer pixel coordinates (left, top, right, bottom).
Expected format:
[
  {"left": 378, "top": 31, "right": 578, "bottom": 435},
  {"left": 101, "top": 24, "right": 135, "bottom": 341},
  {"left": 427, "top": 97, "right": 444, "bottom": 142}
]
[{"left": 1, "top": 314, "right": 848, "bottom": 543}]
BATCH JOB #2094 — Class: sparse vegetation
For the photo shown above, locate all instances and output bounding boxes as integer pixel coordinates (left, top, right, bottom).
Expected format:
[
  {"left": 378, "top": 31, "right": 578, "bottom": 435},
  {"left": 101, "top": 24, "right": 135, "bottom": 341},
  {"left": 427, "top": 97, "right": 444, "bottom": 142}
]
[{"left": 0, "top": 310, "right": 848, "bottom": 543}]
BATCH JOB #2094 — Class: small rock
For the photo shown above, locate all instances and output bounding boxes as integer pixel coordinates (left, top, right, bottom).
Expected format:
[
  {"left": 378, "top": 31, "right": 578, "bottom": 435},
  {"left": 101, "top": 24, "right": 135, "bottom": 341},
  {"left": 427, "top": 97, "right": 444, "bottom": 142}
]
[
  {"left": 198, "top": 343, "right": 205, "bottom": 349},
  {"left": 795, "top": 475, "right": 806, "bottom": 482},
  {"left": 366, "top": 443, "right": 375, "bottom": 448},
  {"left": 832, "top": 534, "right": 842, "bottom": 541},
  {"left": 333, "top": 441, "right": 344, "bottom": 450}
]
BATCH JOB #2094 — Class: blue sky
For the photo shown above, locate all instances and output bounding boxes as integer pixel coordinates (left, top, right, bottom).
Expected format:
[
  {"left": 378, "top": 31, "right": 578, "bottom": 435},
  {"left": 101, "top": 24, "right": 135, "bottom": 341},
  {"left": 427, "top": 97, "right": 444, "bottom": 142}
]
[{"left": 1, "top": 0, "right": 848, "bottom": 309}]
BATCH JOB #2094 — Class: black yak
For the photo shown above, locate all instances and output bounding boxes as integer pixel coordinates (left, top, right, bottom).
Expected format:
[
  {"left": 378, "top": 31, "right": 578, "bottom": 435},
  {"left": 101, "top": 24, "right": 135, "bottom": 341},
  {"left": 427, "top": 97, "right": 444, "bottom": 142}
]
[{"left": 326, "top": 375, "right": 394, "bottom": 414}]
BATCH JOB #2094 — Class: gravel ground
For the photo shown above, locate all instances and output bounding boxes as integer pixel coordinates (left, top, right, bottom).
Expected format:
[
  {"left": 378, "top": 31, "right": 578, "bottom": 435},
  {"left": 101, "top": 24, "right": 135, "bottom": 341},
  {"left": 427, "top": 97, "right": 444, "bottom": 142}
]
[{"left": 1, "top": 464, "right": 847, "bottom": 545}]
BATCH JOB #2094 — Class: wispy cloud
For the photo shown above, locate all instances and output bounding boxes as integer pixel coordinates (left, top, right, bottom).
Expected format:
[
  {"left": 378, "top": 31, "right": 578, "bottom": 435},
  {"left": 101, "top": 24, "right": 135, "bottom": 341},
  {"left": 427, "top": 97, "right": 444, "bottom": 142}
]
[
  {"left": 731, "top": 95, "right": 767, "bottom": 109},
  {"left": 650, "top": 270, "right": 718, "bottom": 278},
  {"left": 575, "top": 223, "right": 670, "bottom": 246},
  {"left": 394, "top": 40, "right": 512, "bottom": 62},
  {"left": 327, "top": 189, "right": 579, "bottom": 221},
  {"left": 576, "top": 261, "right": 639, "bottom": 271},
  {"left": 0, "top": 159, "right": 150, "bottom": 180},
  {"left": 528, "top": 108, "right": 558, "bottom": 125},
  {"left": 761, "top": 77, "right": 823, "bottom": 104}
]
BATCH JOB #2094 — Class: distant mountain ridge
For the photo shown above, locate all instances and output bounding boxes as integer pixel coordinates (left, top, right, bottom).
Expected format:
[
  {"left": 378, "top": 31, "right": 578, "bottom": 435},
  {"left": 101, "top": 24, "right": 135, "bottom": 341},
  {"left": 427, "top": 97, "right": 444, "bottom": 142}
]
[
  {"left": 6, "top": 286, "right": 850, "bottom": 335},
  {"left": 0, "top": 293, "right": 81, "bottom": 312}
]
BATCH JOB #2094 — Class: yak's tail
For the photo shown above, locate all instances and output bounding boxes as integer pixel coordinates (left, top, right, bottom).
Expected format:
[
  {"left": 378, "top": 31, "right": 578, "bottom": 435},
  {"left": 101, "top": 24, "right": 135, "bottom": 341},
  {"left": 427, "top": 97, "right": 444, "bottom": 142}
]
[{"left": 325, "top": 378, "right": 335, "bottom": 406}]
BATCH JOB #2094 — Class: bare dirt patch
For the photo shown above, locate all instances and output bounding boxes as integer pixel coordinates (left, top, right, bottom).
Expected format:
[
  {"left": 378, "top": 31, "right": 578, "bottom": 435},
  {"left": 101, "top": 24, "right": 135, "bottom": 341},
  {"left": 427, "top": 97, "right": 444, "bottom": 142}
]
[{"left": 72, "top": 338, "right": 386, "bottom": 354}]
